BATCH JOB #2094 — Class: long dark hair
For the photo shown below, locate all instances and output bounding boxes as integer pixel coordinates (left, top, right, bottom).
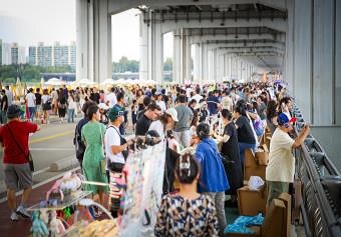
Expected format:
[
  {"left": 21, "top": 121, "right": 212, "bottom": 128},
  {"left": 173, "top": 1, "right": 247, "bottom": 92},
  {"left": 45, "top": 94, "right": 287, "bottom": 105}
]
[
  {"left": 86, "top": 105, "right": 99, "bottom": 120},
  {"left": 175, "top": 153, "right": 200, "bottom": 184}
]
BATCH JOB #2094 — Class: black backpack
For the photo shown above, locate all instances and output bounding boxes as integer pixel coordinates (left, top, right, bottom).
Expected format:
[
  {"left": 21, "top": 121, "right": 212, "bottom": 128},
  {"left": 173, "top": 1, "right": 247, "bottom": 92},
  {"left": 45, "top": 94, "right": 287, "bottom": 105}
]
[{"left": 73, "top": 122, "right": 86, "bottom": 160}]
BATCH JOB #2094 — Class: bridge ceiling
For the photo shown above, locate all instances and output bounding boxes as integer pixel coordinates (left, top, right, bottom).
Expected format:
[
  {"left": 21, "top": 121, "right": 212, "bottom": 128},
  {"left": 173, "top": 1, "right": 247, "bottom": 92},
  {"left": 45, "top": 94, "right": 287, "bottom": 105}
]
[{"left": 136, "top": 1, "right": 287, "bottom": 72}]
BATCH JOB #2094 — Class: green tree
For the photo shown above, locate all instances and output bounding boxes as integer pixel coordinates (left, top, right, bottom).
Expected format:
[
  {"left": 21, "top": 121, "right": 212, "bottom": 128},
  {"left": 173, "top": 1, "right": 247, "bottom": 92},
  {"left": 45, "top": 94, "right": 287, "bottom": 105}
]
[
  {"left": 164, "top": 58, "right": 173, "bottom": 71},
  {"left": 112, "top": 57, "right": 140, "bottom": 73}
]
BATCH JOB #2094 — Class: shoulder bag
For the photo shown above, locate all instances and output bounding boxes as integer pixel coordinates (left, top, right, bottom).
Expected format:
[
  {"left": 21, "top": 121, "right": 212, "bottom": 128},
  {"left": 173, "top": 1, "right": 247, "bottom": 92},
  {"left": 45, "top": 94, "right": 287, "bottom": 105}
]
[
  {"left": 6, "top": 124, "right": 34, "bottom": 171},
  {"left": 202, "top": 139, "right": 234, "bottom": 166}
]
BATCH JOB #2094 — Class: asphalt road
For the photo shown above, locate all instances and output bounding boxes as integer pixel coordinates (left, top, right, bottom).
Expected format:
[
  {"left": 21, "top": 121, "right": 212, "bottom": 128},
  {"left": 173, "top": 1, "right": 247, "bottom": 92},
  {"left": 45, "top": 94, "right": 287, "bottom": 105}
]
[{"left": 0, "top": 118, "right": 79, "bottom": 194}]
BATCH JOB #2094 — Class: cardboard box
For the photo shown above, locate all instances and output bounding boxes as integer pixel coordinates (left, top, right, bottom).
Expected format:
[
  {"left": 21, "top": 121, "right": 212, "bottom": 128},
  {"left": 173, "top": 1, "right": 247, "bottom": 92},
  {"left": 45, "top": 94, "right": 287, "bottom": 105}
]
[
  {"left": 226, "top": 226, "right": 261, "bottom": 237},
  {"left": 262, "top": 199, "right": 286, "bottom": 237},
  {"left": 237, "top": 186, "right": 267, "bottom": 216},
  {"left": 244, "top": 149, "right": 267, "bottom": 181},
  {"left": 278, "top": 193, "right": 292, "bottom": 237},
  {"left": 255, "top": 151, "right": 269, "bottom": 165}
]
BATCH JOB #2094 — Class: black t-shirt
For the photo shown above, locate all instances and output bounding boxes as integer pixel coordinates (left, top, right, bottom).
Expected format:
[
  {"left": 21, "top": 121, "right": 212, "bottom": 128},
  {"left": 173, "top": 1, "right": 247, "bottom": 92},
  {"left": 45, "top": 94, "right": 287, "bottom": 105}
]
[
  {"left": 90, "top": 92, "right": 100, "bottom": 104},
  {"left": 35, "top": 93, "right": 42, "bottom": 105},
  {"left": 235, "top": 116, "right": 256, "bottom": 144},
  {"left": 1, "top": 94, "right": 8, "bottom": 111},
  {"left": 135, "top": 114, "right": 152, "bottom": 136}
]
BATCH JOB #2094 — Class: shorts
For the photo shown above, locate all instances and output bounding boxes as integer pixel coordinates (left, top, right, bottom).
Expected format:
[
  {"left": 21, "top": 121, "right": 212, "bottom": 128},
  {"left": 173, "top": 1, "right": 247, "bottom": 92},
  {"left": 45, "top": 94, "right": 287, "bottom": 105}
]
[
  {"left": 36, "top": 105, "right": 42, "bottom": 113},
  {"left": 4, "top": 163, "right": 33, "bottom": 190},
  {"left": 266, "top": 180, "right": 289, "bottom": 205}
]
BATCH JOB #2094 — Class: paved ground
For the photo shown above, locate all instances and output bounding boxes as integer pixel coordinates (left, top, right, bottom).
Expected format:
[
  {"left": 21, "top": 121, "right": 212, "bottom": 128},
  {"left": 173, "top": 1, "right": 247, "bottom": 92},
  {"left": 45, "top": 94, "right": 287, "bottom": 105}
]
[{"left": 0, "top": 115, "right": 80, "bottom": 197}]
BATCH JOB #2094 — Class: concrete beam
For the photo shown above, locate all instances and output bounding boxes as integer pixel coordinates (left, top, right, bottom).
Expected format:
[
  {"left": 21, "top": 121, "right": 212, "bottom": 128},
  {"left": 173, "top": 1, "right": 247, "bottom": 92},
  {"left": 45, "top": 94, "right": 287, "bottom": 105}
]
[
  {"left": 161, "top": 18, "right": 287, "bottom": 34},
  {"left": 145, "top": 0, "right": 287, "bottom": 12},
  {"left": 189, "top": 34, "right": 282, "bottom": 44}
]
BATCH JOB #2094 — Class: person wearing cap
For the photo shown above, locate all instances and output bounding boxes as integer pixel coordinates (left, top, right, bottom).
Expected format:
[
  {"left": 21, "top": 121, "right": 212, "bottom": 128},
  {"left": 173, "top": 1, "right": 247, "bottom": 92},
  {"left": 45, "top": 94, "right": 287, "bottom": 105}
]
[
  {"left": 266, "top": 112, "right": 310, "bottom": 206},
  {"left": 105, "top": 105, "right": 129, "bottom": 173},
  {"left": 0, "top": 105, "right": 40, "bottom": 221},
  {"left": 105, "top": 105, "right": 131, "bottom": 218},
  {"left": 148, "top": 108, "right": 179, "bottom": 139}
]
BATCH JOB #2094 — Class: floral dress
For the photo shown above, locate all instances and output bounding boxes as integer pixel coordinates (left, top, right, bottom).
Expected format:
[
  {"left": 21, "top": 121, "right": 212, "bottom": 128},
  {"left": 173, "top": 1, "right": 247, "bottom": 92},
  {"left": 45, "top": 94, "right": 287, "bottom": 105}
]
[
  {"left": 155, "top": 194, "right": 219, "bottom": 237},
  {"left": 81, "top": 121, "right": 109, "bottom": 193}
]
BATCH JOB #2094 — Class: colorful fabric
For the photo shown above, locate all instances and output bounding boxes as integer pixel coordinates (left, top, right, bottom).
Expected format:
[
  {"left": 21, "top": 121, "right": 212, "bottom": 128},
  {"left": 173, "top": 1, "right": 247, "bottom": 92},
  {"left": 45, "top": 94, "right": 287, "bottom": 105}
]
[{"left": 155, "top": 194, "right": 219, "bottom": 237}]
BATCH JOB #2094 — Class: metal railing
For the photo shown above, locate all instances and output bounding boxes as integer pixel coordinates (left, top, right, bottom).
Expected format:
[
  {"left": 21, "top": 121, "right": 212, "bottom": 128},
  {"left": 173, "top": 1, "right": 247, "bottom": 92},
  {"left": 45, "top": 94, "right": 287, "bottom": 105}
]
[{"left": 292, "top": 104, "right": 341, "bottom": 237}]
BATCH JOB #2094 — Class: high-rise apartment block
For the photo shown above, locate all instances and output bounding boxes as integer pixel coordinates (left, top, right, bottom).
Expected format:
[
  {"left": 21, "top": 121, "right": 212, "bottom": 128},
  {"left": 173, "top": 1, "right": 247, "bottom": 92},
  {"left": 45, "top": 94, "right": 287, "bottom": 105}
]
[
  {"left": 28, "top": 41, "right": 76, "bottom": 69},
  {"left": 11, "top": 43, "right": 26, "bottom": 64},
  {"left": 0, "top": 40, "right": 25, "bottom": 65}
]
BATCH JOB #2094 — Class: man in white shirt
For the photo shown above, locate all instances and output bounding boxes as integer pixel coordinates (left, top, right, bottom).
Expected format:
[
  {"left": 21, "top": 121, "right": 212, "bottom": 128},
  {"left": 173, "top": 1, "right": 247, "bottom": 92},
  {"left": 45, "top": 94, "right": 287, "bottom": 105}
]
[
  {"left": 266, "top": 113, "right": 310, "bottom": 205},
  {"left": 105, "top": 105, "right": 128, "bottom": 173},
  {"left": 191, "top": 90, "right": 203, "bottom": 104},
  {"left": 25, "top": 88, "right": 36, "bottom": 122},
  {"left": 5, "top": 86, "right": 14, "bottom": 106},
  {"left": 106, "top": 87, "right": 117, "bottom": 108}
]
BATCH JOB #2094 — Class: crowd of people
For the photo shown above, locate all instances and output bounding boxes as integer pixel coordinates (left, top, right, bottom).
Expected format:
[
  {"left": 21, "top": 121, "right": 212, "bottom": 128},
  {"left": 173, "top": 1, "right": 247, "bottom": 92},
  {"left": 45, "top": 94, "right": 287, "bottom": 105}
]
[{"left": 0, "top": 80, "right": 310, "bottom": 236}]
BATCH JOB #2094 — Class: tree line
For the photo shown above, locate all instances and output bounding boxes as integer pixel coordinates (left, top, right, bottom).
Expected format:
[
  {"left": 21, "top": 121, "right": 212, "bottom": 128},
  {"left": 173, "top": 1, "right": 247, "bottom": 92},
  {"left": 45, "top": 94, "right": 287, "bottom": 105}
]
[{"left": 0, "top": 57, "right": 173, "bottom": 83}]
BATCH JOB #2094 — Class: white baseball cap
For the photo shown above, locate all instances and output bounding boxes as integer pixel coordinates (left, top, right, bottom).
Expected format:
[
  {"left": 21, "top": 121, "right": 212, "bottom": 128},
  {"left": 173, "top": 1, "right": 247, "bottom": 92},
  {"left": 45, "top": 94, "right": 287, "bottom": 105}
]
[
  {"left": 98, "top": 103, "right": 109, "bottom": 110},
  {"left": 166, "top": 108, "right": 179, "bottom": 122}
]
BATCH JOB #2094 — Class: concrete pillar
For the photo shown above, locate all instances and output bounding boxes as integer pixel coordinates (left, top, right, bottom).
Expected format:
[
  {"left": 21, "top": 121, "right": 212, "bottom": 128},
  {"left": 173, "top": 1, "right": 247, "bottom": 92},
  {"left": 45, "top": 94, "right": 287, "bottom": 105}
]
[
  {"left": 200, "top": 44, "right": 209, "bottom": 83},
  {"left": 207, "top": 49, "right": 215, "bottom": 82},
  {"left": 76, "top": 0, "right": 112, "bottom": 83},
  {"left": 173, "top": 30, "right": 181, "bottom": 83},
  {"left": 94, "top": 0, "right": 112, "bottom": 84},
  {"left": 76, "top": 0, "right": 89, "bottom": 80},
  {"left": 218, "top": 53, "right": 224, "bottom": 83},
  {"left": 151, "top": 21, "right": 163, "bottom": 83},
  {"left": 193, "top": 44, "right": 200, "bottom": 82},
  {"left": 139, "top": 13, "right": 150, "bottom": 82},
  {"left": 182, "top": 29, "right": 192, "bottom": 83},
  {"left": 229, "top": 55, "right": 233, "bottom": 80}
]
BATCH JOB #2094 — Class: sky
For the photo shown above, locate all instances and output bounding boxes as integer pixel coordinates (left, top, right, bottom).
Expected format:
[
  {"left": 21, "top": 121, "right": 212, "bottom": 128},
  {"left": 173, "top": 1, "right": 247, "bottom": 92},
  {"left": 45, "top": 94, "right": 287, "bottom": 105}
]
[{"left": 0, "top": 0, "right": 173, "bottom": 62}]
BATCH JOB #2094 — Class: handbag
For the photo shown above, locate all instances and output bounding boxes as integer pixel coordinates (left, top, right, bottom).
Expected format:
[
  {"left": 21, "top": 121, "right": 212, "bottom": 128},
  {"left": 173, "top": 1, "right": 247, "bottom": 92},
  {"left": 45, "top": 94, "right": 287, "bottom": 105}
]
[
  {"left": 203, "top": 139, "right": 234, "bottom": 166},
  {"left": 6, "top": 124, "right": 35, "bottom": 171}
]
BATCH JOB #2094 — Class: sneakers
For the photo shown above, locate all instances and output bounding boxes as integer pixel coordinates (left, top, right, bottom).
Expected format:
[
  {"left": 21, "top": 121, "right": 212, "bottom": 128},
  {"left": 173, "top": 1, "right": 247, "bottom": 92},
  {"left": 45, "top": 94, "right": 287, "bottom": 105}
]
[
  {"left": 10, "top": 212, "right": 19, "bottom": 221},
  {"left": 16, "top": 205, "right": 31, "bottom": 219}
]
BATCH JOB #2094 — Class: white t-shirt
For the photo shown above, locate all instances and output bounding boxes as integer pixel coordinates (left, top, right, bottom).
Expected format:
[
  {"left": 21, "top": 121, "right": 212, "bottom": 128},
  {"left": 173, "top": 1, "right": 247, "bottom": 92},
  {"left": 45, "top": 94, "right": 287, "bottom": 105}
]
[
  {"left": 68, "top": 97, "right": 77, "bottom": 109},
  {"left": 191, "top": 94, "right": 203, "bottom": 103},
  {"left": 106, "top": 93, "right": 117, "bottom": 108},
  {"left": 156, "top": 100, "right": 167, "bottom": 112},
  {"left": 105, "top": 125, "right": 125, "bottom": 164},
  {"left": 148, "top": 120, "right": 165, "bottom": 138},
  {"left": 266, "top": 128, "right": 295, "bottom": 183},
  {"left": 25, "top": 93, "right": 36, "bottom": 107},
  {"left": 42, "top": 95, "right": 50, "bottom": 104}
]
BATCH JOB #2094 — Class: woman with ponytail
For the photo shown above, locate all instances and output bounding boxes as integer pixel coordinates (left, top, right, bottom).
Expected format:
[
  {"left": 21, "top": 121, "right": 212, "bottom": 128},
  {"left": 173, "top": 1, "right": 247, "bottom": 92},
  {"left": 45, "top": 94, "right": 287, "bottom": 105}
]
[
  {"left": 155, "top": 153, "right": 219, "bottom": 237},
  {"left": 233, "top": 100, "right": 257, "bottom": 169},
  {"left": 195, "top": 122, "right": 229, "bottom": 236}
]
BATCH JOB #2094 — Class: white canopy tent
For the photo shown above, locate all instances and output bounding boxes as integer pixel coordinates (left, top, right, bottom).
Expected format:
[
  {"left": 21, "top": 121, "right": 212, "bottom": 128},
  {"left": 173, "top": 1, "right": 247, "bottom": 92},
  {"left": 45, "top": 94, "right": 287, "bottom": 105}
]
[
  {"left": 72, "top": 78, "right": 96, "bottom": 87},
  {"left": 44, "top": 78, "right": 64, "bottom": 86}
]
